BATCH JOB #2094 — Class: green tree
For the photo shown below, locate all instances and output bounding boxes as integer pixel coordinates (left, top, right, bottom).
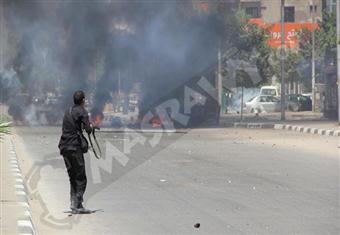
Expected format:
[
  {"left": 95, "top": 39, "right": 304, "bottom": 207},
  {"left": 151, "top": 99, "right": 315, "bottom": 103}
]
[
  {"left": 298, "top": 10, "right": 336, "bottom": 84},
  {"left": 221, "top": 11, "right": 275, "bottom": 87},
  {"left": 270, "top": 49, "right": 305, "bottom": 87},
  {"left": 299, "top": 11, "right": 336, "bottom": 59},
  {"left": 0, "top": 122, "right": 10, "bottom": 139}
]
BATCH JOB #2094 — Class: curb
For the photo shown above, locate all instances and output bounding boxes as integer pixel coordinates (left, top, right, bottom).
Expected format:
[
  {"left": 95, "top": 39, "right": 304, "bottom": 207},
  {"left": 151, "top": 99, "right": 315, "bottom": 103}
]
[
  {"left": 273, "top": 124, "right": 340, "bottom": 137},
  {"left": 9, "top": 139, "right": 36, "bottom": 235},
  {"left": 233, "top": 122, "right": 275, "bottom": 129},
  {"left": 224, "top": 122, "right": 339, "bottom": 137}
]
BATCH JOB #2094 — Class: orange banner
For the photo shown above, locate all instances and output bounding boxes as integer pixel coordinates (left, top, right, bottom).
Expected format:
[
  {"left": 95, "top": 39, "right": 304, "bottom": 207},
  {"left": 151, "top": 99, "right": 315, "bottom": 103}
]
[{"left": 249, "top": 19, "right": 318, "bottom": 48}]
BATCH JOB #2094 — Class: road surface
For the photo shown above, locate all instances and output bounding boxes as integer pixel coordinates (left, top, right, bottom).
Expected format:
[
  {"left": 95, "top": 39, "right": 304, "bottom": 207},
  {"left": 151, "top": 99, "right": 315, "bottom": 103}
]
[{"left": 13, "top": 127, "right": 339, "bottom": 235}]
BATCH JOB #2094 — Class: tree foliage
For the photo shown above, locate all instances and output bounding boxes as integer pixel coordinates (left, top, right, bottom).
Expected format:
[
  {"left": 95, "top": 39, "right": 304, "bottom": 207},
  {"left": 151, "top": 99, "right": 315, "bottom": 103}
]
[
  {"left": 0, "top": 122, "right": 11, "bottom": 138},
  {"left": 221, "top": 11, "right": 274, "bottom": 87},
  {"left": 270, "top": 49, "right": 305, "bottom": 84},
  {"left": 298, "top": 11, "right": 336, "bottom": 60},
  {"left": 297, "top": 10, "right": 336, "bottom": 84}
]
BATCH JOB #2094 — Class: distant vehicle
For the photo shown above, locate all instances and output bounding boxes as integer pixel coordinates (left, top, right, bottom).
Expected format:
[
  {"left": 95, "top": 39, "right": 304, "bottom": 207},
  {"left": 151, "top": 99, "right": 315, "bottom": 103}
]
[
  {"left": 302, "top": 93, "right": 312, "bottom": 98},
  {"left": 244, "top": 95, "right": 281, "bottom": 113},
  {"left": 286, "top": 94, "right": 312, "bottom": 112},
  {"left": 260, "top": 86, "right": 280, "bottom": 97},
  {"left": 301, "top": 93, "right": 313, "bottom": 102}
]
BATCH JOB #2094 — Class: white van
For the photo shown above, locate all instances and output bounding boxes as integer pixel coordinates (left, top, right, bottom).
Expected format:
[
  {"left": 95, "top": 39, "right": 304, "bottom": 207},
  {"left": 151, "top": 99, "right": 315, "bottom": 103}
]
[{"left": 260, "top": 86, "right": 280, "bottom": 97}]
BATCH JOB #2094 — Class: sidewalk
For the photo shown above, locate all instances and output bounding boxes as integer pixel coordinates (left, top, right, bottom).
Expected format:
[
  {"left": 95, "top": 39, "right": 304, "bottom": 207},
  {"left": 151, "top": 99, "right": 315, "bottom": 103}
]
[
  {"left": 0, "top": 134, "right": 35, "bottom": 235},
  {"left": 218, "top": 112, "right": 340, "bottom": 137},
  {"left": 220, "top": 111, "right": 326, "bottom": 124}
]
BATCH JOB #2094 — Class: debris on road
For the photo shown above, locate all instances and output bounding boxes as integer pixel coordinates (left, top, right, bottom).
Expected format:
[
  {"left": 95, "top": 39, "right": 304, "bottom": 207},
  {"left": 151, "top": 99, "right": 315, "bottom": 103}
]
[
  {"left": 194, "top": 223, "right": 200, "bottom": 229},
  {"left": 233, "top": 140, "right": 247, "bottom": 144}
]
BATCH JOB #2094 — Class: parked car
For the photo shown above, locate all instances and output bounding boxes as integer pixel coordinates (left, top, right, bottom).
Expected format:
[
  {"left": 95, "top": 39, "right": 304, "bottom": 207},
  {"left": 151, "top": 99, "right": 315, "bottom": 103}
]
[
  {"left": 260, "top": 86, "right": 280, "bottom": 97},
  {"left": 286, "top": 94, "right": 312, "bottom": 112},
  {"left": 244, "top": 95, "right": 281, "bottom": 113}
]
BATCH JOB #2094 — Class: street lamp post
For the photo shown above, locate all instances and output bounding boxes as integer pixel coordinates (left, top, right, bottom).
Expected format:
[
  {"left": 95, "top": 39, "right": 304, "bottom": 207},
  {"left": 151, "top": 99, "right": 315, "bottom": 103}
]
[
  {"left": 337, "top": 0, "right": 340, "bottom": 124},
  {"left": 0, "top": 0, "right": 3, "bottom": 72},
  {"left": 240, "top": 81, "right": 244, "bottom": 122},
  {"left": 280, "top": 0, "right": 286, "bottom": 121},
  {"left": 217, "top": 47, "right": 222, "bottom": 117},
  {"left": 311, "top": 0, "right": 316, "bottom": 112}
]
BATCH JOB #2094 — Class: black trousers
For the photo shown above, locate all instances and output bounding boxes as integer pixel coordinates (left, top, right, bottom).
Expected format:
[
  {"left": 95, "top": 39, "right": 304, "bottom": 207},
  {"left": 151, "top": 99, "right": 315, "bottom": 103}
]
[{"left": 62, "top": 148, "right": 87, "bottom": 205}]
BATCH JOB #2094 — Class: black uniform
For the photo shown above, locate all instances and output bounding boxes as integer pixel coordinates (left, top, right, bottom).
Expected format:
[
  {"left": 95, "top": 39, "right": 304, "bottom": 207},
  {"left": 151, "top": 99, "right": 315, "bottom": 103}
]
[{"left": 58, "top": 105, "right": 92, "bottom": 209}]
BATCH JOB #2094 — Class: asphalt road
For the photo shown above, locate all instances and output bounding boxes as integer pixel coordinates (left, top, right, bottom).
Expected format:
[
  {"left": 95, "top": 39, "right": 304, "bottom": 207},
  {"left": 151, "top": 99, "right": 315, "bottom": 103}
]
[{"left": 13, "top": 127, "right": 339, "bottom": 235}]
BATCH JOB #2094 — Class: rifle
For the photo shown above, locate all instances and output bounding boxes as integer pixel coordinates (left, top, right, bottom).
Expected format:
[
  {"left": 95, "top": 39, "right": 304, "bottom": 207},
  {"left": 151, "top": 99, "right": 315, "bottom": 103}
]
[{"left": 88, "top": 126, "right": 102, "bottom": 159}]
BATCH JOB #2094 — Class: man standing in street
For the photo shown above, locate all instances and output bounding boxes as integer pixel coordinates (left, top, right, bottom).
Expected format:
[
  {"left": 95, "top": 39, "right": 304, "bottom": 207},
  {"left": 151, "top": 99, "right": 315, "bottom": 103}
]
[{"left": 58, "top": 90, "right": 93, "bottom": 214}]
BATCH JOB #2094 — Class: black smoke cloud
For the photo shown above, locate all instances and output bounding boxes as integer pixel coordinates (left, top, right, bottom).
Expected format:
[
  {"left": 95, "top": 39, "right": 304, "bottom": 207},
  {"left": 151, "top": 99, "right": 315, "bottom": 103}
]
[{"left": 1, "top": 0, "right": 231, "bottom": 122}]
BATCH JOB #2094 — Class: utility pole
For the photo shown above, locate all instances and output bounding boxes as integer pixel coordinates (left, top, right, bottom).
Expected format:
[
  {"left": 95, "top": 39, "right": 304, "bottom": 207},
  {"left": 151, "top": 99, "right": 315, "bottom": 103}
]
[
  {"left": 280, "top": 0, "right": 286, "bottom": 121},
  {"left": 337, "top": 0, "right": 340, "bottom": 124},
  {"left": 0, "top": 0, "right": 4, "bottom": 72},
  {"left": 118, "top": 69, "right": 121, "bottom": 95},
  {"left": 217, "top": 47, "right": 222, "bottom": 117},
  {"left": 240, "top": 85, "right": 244, "bottom": 122},
  {"left": 311, "top": 0, "right": 316, "bottom": 112}
]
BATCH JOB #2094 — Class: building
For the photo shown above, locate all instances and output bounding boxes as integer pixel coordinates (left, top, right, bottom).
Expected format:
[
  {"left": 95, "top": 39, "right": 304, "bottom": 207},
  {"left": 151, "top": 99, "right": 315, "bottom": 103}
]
[
  {"left": 240, "top": 0, "right": 323, "bottom": 23},
  {"left": 323, "top": 0, "right": 337, "bottom": 13},
  {"left": 241, "top": 1, "right": 322, "bottom": 49}
]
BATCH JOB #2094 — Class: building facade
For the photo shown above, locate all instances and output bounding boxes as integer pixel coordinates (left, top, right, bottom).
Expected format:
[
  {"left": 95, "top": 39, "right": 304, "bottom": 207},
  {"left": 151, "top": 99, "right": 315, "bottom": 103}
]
[
  {"left": 240, "top": 0, "right": 323, "bottom": 23},
  {"left": 324, "top": 0, "right": 337, "bottom": 13}
]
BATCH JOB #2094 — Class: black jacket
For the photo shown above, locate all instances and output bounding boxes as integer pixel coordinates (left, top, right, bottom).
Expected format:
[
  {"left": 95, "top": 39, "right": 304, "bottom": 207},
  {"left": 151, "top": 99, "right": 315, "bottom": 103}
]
[{"left": 58, "top": 105, "right": 92, "bottom": 154}]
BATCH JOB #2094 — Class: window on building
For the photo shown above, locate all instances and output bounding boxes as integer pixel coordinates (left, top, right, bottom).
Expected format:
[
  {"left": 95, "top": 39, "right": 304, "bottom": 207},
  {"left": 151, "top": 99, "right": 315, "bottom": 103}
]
[
  {"left": 331, "top": 0, "right": 336, "bottom": 12},
  {"left": 323, "top": 0, "right": 336, "bottom": 13},
  {"left": 284, "top": 6, "right": 295, "bottom": 22},
  {"left": 241, "top": 1, "right": 261, "bottom": 19},
  {"left": 309, "top": 5, "right": 317, "bottom": 13},
  {"left": 245, "top": 7, "right": 260, "bottom": 18}
]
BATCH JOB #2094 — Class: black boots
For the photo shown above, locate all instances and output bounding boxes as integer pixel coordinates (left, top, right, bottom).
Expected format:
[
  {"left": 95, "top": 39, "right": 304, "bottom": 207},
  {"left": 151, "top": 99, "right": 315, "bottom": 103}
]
[
  {"left": 70, "top": 196, "right": 78, "bottom": 211},
  {"left": 70, "top": 195, "right": 92, "bottom": 214},
  {"left": 72, "top": 204, "right": 92, "bottom": 214}
]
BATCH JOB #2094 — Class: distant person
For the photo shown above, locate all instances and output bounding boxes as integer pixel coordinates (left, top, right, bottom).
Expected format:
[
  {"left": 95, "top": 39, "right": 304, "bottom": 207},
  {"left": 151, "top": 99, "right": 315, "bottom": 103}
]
[{"left": 58, "top": 90, "right": 93, "bottom": 214}]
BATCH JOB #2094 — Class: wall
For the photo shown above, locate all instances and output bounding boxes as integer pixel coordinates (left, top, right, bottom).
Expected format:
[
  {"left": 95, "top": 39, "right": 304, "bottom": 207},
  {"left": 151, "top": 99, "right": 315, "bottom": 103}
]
[{"left": 241, "top": 0, "right": 323, "bottom": 23}]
